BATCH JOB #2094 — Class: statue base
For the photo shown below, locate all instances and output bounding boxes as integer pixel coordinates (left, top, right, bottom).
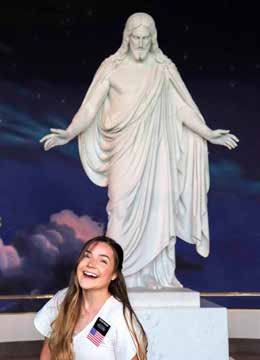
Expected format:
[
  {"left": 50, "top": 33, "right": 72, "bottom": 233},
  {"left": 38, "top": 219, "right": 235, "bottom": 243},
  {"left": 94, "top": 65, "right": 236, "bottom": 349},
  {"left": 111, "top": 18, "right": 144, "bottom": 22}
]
[{"left": 129, "top": 288, "right": 229, "bottom": 360}]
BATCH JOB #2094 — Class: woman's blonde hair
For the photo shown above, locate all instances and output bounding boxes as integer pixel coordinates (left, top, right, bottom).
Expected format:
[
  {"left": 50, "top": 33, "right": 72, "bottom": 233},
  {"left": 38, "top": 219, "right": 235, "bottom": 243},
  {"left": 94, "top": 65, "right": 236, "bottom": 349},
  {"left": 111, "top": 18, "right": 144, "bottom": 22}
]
[{"left": 49, "top": 236, "right": 148, "bottom": 360}]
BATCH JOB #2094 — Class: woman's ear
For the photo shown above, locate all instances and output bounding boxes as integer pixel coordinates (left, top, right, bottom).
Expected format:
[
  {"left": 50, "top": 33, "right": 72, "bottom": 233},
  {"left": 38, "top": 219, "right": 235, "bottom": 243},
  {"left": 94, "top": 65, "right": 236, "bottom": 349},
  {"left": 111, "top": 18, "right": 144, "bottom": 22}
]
[{"left": 111, "top": 272, "right": 118, "bottom": 281}]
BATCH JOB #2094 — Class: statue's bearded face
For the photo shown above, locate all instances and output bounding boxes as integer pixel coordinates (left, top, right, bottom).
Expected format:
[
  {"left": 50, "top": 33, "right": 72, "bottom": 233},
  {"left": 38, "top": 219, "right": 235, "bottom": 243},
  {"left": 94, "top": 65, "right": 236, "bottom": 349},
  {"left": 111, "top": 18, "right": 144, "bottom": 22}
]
[{"left": 129, "top": 25, "right": 152, "bottom": 62}]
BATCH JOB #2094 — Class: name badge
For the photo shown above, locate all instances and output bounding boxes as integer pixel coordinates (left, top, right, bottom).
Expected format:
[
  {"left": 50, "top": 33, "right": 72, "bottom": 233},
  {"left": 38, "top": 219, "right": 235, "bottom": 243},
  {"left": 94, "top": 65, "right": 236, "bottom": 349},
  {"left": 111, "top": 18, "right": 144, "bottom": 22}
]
[{"left": 87, "top": 317, "right": 111, "bottom": 347}]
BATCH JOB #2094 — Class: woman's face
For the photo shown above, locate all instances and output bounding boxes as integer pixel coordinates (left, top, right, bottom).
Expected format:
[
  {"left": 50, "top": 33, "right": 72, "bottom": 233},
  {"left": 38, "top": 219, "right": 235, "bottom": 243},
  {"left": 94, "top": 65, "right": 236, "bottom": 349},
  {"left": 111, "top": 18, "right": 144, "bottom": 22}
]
[{"left": 76, "top": 242, "right": 117, "bottom": 292}]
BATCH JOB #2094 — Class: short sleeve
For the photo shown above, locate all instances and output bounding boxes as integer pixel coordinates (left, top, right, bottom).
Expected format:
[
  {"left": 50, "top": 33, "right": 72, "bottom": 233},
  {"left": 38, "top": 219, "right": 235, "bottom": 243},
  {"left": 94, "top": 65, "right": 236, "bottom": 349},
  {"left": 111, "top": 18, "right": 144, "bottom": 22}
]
[
  {"left": 34, "top": 288, "right": 67, "bottom": 338},
  {"left": 114, "top": 313, "right": 137, "bottom": 360}
]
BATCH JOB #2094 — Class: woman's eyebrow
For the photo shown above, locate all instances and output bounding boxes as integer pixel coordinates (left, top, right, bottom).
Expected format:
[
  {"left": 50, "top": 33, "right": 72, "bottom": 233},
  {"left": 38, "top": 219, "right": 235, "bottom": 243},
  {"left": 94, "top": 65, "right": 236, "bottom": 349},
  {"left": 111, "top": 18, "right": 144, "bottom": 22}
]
[
  {"left": 99, "top": 254, "right": 111, "bottom": 260},
  {"left": 84, "top": 250, "right": 111, "bottom": 260}
]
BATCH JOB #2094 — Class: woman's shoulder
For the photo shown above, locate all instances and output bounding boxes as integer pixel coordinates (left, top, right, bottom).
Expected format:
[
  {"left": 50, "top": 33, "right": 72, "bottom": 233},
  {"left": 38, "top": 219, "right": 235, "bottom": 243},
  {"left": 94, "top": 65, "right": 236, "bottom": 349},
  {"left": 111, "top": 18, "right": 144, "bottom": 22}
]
[
  {"left": 109, "top": 296, "right": 124, "bottom": 312},
  {"left": 104, "top": 296, "right": 123, "bottom": 319},
  {"left": 35, "top": 288, "right": 68, "bottom": 323},
  {"left": 40, "top": 287, "right": 68, "bottom": 311},
  {"left": 51, "top": 287, "right": 68, "bottom": 304},
  {"left": 107, "top": 296, "right": 133, "bottom": 325},
  {"left": 34, "top": 287, "right": 68, "bottom": 338}
]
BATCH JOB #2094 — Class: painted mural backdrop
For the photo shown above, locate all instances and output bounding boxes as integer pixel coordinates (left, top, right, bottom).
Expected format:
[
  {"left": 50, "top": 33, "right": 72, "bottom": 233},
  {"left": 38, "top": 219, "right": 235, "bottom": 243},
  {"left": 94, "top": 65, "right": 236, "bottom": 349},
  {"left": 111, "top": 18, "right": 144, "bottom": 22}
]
[{"left": 0, "top": 2, "right": 259, "bottom": 310}]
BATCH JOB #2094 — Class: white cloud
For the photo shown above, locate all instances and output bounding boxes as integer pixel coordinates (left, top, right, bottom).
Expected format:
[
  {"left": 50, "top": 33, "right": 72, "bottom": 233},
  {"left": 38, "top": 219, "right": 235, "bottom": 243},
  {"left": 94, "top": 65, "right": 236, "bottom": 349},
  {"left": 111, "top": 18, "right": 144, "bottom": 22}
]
[
  {"left": 50, "top": 209, "right": 104, "bottom": 242},
  {"left": 0, "top": 239, "right": 22, "bottom": 272}
]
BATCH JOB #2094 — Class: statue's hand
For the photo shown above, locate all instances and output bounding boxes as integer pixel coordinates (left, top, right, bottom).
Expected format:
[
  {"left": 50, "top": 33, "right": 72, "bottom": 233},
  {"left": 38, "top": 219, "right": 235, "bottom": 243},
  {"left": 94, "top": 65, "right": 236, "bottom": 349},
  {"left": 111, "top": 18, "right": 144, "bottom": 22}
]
[
  {"left": 39, "top": 128, "right": 72, "bottom": 151},
  {"left": 208, "top": 129, "right": 239, "bottom": 150}
]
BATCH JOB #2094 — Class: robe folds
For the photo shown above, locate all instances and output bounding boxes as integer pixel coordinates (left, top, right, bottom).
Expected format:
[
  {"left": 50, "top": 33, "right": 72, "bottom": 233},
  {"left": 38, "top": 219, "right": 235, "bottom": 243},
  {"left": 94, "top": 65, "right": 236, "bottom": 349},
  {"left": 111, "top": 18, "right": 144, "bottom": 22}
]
[{"left": 78, "top": 56, "right": 210, "bottom": 285}]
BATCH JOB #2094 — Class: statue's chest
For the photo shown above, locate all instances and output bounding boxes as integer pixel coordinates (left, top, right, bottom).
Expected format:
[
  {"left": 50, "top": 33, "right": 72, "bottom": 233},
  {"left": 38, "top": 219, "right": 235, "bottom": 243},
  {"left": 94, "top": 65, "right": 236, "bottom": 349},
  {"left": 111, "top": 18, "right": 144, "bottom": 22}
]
[{"left": 110, "top": 66, "right": 150, "bottom": 95}]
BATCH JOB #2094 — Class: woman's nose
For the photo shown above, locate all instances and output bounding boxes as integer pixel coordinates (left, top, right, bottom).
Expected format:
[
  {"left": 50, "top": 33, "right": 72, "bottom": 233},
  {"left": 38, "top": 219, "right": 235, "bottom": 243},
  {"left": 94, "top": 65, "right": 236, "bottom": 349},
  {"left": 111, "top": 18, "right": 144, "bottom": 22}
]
[
  {"left": 138, "top": 38, "right": 143, "bottom": 48},
  {"left": 87, "top": 258, "right": 97, "bottom": 267}
]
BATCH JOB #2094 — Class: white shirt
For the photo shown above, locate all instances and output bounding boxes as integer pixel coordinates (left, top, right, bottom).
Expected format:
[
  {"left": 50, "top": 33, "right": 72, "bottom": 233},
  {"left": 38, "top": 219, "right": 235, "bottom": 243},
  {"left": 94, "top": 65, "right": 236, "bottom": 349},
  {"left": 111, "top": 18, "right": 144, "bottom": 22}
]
[{"left": 34, "top": 288, "right": 137, "bottom": 360}]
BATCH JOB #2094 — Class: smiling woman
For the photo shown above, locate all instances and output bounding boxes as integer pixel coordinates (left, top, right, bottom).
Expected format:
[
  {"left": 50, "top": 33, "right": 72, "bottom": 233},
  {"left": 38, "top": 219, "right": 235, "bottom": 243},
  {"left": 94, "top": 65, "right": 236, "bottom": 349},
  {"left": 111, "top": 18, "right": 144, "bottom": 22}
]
[{"left": 34, "top": 236, "right": 147, "bottom": 360}]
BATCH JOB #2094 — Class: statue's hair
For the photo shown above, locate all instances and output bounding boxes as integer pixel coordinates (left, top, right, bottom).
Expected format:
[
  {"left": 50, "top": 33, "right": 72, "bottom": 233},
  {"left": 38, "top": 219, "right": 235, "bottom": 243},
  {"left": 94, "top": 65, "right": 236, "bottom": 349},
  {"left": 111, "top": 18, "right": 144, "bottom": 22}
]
[{"left": 113, "top": 12, "right": 170, "bottom": 64}]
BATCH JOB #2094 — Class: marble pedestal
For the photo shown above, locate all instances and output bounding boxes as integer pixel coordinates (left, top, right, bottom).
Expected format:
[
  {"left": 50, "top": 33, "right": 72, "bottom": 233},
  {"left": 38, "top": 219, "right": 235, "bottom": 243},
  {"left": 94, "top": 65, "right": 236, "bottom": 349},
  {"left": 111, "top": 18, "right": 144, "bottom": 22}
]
[{"left": 129, "top": 288, "right": 229, "bottom": 360}]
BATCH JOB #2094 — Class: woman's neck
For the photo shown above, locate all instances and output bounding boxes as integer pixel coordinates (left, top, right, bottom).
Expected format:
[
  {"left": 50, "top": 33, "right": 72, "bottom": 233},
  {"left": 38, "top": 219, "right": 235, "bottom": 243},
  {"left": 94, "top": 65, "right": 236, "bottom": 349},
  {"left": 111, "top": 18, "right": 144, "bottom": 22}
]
[{"left": 81, "top": 289, "right": 111, "bottom": 313}]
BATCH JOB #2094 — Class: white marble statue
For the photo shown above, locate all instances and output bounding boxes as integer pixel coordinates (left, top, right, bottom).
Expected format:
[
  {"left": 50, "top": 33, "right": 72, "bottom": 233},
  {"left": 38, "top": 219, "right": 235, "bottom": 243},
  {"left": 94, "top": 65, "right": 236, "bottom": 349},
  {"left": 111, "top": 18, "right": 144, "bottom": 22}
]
[{"left": 40, "top": 13, "right": 239, "bottom": 288}]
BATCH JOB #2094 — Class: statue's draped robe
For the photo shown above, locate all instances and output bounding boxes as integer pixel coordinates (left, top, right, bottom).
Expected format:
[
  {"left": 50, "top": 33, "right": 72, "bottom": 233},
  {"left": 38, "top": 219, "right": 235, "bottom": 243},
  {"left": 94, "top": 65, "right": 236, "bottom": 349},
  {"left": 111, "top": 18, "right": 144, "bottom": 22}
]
[{"left": 78, "top": 56, "right": 209, "bottom": 287}]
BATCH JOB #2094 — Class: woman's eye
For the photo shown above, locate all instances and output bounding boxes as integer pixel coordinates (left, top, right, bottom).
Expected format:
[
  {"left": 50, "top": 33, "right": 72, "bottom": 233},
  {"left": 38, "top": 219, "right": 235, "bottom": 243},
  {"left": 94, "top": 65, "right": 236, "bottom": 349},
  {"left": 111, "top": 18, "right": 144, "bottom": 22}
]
[{"left": 101, "top": 259, "right": 108, "bottom": 264}]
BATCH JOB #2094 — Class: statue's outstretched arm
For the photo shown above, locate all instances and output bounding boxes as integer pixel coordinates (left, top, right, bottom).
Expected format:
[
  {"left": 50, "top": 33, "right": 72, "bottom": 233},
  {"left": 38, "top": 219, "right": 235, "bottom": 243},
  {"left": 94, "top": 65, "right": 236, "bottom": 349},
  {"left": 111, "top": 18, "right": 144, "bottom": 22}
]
[
  {"left": 178, "top": 106, "right": 239, "bottom": 150},
  {"left": 40, "top": 78, "right": 110, "bottom": 151},
  {"left": 67, "top": 78, "right": 110, "bottom": 139}
]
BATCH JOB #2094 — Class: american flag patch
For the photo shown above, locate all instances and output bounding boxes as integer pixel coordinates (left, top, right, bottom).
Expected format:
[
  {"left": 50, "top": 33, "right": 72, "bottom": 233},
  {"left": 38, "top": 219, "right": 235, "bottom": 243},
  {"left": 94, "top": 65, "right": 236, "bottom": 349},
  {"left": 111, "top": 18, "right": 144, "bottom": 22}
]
[
  {"left": 87, "top": 327, "right": 104, "bottom": 347},
  {"left": 87, "top": 317, "right": 110, "bottom": 347}
]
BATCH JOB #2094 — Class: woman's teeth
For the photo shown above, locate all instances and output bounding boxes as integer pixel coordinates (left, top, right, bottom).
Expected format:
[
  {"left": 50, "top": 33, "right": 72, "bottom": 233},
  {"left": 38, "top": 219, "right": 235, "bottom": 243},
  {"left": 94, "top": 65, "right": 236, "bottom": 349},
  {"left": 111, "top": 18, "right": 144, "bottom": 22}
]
[{"left": 83, "top": 271, "right": 98, "bottom": 278}]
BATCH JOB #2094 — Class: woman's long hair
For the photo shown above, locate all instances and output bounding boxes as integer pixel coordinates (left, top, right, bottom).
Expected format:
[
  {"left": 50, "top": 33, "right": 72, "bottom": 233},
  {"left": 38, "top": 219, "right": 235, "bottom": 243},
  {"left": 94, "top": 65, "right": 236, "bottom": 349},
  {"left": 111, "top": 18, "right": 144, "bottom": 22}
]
[{"left": 49, "top": 236, "right": 148, "bottom": 360}]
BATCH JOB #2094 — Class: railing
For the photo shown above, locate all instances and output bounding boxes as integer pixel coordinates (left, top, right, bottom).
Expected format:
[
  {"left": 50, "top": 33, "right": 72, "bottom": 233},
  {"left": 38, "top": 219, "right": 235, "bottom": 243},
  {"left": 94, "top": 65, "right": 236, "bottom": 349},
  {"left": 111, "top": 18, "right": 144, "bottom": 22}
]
[{"left": 0, "top": 292, "right": 260, "bottom": 300}]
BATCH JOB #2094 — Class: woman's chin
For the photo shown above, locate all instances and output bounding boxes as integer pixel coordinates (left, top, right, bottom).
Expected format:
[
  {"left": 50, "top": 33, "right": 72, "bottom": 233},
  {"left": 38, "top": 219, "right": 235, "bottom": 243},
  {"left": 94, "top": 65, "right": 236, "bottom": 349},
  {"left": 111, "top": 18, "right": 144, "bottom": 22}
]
[{"left": 78, "top": 277, "right": 98, "bottom": 289}]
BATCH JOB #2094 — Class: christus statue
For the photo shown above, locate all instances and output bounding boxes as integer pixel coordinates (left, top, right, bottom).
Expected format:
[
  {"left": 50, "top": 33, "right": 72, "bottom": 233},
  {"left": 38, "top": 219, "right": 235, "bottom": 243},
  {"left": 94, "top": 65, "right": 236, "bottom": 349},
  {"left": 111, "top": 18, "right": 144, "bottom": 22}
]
[{"left": 40, "top": 13, "right": 239, "bottom": 288}]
